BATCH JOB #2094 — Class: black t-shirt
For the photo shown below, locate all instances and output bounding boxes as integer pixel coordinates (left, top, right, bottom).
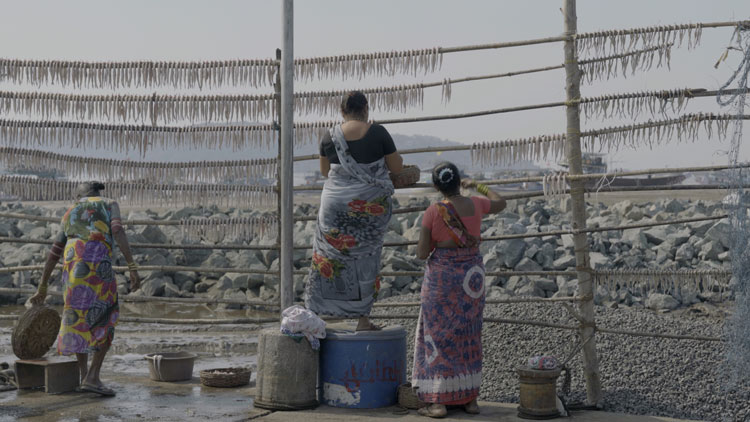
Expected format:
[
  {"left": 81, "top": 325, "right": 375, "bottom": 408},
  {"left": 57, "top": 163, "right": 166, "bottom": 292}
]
[{"left": 319, "top": 124, "right": 397, "bottom": 164}]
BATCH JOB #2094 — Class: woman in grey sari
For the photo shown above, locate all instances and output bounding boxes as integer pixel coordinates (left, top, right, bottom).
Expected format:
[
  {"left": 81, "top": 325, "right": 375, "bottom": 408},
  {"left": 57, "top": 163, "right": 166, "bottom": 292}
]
[{"left": 305, "top": 91, "right": 403, "bottom": 331}]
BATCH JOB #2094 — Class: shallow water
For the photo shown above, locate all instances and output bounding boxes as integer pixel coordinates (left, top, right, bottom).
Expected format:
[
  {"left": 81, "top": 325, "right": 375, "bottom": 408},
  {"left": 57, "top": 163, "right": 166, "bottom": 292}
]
[{"left": 0, "top": 302, "right": 271, "bottom": 380}]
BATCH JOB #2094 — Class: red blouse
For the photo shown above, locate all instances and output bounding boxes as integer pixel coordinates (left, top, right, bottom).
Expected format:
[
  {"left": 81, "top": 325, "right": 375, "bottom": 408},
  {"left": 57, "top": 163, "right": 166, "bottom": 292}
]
[{"left": 421, "top": 196, "right": 491, "bottom": 243}]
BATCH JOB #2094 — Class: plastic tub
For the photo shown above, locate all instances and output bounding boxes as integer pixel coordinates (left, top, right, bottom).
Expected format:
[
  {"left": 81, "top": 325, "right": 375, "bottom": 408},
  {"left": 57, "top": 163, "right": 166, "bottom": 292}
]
[
  {"left": 319, "top": 323, "right": 406, "bottom": 409},
  {"left": 144, "top": 352, "right": 197, "bottom": 382}
]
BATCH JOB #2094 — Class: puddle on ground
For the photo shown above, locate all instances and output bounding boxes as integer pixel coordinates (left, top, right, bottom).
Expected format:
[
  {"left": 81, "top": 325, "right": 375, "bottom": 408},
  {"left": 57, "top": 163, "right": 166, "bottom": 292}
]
[
  {"left": 0, "top": 374, "right": 257, "bottom": 422},
  {"left": 1, "top": 301, "right": 265, "bottom": 421}
]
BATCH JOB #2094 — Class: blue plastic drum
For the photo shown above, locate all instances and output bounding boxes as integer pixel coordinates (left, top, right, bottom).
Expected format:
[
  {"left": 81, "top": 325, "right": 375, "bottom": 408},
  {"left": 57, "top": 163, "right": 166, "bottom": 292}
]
[{"left": 319, "top": 323, "right": 407, "bottom": 408}]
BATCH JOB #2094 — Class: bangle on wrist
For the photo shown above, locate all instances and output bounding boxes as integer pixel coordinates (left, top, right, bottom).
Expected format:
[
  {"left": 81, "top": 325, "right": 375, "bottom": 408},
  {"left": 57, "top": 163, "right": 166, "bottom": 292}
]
[{"left": 476, "top": 184, "right": 490, "bottom": 195}]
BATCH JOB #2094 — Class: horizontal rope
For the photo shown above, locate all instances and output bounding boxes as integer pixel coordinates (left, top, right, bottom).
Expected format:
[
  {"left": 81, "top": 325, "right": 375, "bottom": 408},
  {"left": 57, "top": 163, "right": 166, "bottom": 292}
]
[
  {"left": 0, "top": 147, "right": 278, "bottom": 183},
  {"left": 0, "top": 58, "right": 278, "bottom": 89},
  {"left": 291, "top": 214, "right": 728, "bottom": 249},
  {"left": 597, "top": 326, "right": 721, "bottom": 342},
  {"left": 0, "top": 236, "right": 280, "bottom": 251},
  {"left": 372, "top": 296, "right": 585, "bottom": 307},
  {"left": 0, "top": 85, "right": 429, "bottom": 125},
  {"left": 293, "top": 184, "right": 743, "bottom": 221},
  {"left": 0, "top": 214, "right": 726, "bottom": 253},
  {"left": 296, "top": 161, "right": 750, "bottom": 191},
  {"left": 1, "top": 20, "right": 743, "bottom": 90},
  {"left": 0, "top": 311, "right": 724, "bottom": 340},
  {"left": 0, "top": 119, "right": 279, "bottom": 155},
  {"left": 0, "top": 287, "right": 278, "bottom": 308},
  {"left": 292, "top": 99, "right": 749, "bottom": 163},
  {"left": 0, "top": 176, "right": 276, "bottom": 208}
]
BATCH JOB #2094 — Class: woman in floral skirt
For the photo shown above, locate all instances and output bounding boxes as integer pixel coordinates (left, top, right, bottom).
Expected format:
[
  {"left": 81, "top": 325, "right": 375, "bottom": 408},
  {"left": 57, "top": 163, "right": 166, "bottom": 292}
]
[
  {"left": 304, "top": 91, "right": 403, "bottom": 330},
  {"left": 412, "top": 162, "right": 506, "bottom": 418},
  {"left": 31, "top": 182, "right": 140, "bottom": 396}
]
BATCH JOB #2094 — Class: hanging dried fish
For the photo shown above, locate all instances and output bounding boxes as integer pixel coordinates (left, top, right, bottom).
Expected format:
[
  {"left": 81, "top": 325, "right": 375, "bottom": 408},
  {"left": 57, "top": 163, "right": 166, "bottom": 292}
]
[
  {"left": 579, "top": 43, "right": 673, "bottom": 84},
  {"left": 0, "top": 91, "right": 278, "bottom": 125},
  {"left": 470, "top": 113, "right": 738, "bottom": 164},
  {"left": 577, "top": 23, "right": 704, "bottom": 57},
  {"left": 293, "top": 121, "right": 336, "bottom": 146},
  {"left": 470, "top": 135, "right": 567, "bottom": 167},
  {"left": 587, "top": 113, "right": 733, "bottom": 153},
  {"left": 0, "top": 147, "right": 278, "bottom": 183},
  {"left": 0, "top": 119, "right": 277, "bottom": 156},
  {"left": 294, "top": 84, "right": 428, "bottom": 116},
  {"left": 0, "top": 58, "right": 278, "bottom": 90},
  {"left": 542, "top": 172, "right": 569, "bottom": 200},
  {"left": 579, "top": 88, "right": 698, "bottom": 120},
  {"left": 0, "top": 176, "right": 277, "bottom": 208},
  {"left": 294, "top": 47, "right": 443, "bottom": 81},
  {"left": 180, "top": 215, "right": 279, "bottom": 242},
  {"left": 592, "top": 269, "right": 730, "bottom": 295}
]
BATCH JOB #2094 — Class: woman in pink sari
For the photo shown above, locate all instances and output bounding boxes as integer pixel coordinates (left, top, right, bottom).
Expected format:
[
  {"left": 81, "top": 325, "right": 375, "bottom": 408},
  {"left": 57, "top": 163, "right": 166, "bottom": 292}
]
[{"left": 413, "top": 162, "right": 506, "bottom": 418}]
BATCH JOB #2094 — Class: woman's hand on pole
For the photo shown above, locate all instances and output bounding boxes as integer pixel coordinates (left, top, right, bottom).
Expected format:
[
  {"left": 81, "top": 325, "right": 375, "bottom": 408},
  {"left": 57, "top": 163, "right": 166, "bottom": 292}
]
[{"left": 461, "top": 179, "right": 477, "bottom": 189}]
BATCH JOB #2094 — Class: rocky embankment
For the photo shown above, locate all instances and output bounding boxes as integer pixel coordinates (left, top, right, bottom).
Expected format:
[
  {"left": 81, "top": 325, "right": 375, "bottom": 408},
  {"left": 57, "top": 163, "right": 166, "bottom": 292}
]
[{"left": 0, "top": 197, "right": 736, "bottom": 308}]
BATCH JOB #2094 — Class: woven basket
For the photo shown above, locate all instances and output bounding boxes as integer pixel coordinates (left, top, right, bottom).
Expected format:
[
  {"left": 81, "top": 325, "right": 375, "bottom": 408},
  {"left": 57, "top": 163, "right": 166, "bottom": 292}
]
[
  {"left": 200, "top": 367, "right": 251, "bottom": 388},
  {"left": 390, "top": 165, "right": 420, "bottom": 189},
  {"left": 398, "top": 382, "right": 426, "bottom": 409},
  {"left": 12, "top": 305, "right": 61, "bottom": 359}
]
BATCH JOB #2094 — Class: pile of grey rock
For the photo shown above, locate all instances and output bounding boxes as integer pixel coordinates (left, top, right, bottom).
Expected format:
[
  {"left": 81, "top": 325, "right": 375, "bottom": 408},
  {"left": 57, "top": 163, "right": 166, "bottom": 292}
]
[{"left": 0, "top": 196, "right": 736, "bottom": 310}]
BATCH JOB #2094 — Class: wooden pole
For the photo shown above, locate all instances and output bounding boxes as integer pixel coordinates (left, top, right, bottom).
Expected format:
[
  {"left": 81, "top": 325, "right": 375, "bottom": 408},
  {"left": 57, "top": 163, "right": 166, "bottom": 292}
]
[
  {"left": 279, "top": 0, "right": 294, "bottom": 311},
  {"left": 563, "top": 0, "right": 602, "bottom": 405}
]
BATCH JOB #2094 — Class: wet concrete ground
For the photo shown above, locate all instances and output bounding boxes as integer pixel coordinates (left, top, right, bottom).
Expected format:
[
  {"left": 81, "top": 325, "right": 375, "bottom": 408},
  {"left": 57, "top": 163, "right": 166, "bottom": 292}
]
[
  {"left": 0, "top": 304, "right": 702, "bottom": 421},
  {"left": 0, "top": 373, "right": 262, "bottom": 422},
  {"left": 0, "top": 381, "right": 696, "bottom": 422}
]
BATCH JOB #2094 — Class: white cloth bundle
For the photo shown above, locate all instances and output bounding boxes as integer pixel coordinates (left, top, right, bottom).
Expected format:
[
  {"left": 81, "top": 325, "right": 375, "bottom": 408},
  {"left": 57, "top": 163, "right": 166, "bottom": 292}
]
[{"left": 280, "top": 305, "right": 326, "bottom": 350}]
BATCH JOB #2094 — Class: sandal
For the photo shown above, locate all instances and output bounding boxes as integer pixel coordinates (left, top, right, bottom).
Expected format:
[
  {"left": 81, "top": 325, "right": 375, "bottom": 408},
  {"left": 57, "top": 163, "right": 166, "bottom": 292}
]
[
  {"left": 464, "top": 400, "right": 480, "bottom": 414},
  {"left": 80, "top": 383, "right": 116, "bottom": 397},
  {"left": 417, "top": 404, "right": 447, "bottom": 418}
]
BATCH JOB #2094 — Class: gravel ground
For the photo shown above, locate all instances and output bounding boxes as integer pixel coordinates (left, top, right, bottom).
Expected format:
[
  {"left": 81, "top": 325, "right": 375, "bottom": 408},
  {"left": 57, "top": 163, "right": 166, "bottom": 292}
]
[{"left": 371, "top": 294, "right": 749, "bottom": 422}]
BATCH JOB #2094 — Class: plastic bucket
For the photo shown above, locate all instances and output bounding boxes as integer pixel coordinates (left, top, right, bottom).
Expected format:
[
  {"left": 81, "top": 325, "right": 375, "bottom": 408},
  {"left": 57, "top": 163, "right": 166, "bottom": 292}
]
[
  {"left": 144, "top": 352, "right": 197, "bottom": 382},
  {"left": 319, "top": 323, "right": 406, "bottom": 409}
]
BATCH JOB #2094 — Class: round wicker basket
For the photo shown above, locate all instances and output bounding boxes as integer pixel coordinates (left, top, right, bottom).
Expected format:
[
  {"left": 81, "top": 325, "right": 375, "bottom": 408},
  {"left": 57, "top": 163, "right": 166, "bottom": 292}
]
[
  {"left": 199, "top": 367, "right": 252, "bottom": 388},
  {"left": 390, "top": 165, "right": 420, "bottom": 189},
  {"left": 12, "top": 305, "right": 61, "bottom": 359},
  {"left": 398, "top": 382, "right": 426, "bottom": 409}
]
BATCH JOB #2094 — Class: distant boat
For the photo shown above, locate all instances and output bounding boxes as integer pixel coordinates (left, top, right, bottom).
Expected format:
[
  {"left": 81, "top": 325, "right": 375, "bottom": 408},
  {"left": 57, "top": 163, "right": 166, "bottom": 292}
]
[{"left": 559, "top": 153, "right": 685, "bottom": 188}]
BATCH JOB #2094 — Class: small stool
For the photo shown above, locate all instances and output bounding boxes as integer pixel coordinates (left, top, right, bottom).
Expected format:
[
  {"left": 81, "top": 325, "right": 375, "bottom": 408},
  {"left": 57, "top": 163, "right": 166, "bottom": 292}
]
[{"left": 15, "top": 357, "right": 80, "bottom": 394}]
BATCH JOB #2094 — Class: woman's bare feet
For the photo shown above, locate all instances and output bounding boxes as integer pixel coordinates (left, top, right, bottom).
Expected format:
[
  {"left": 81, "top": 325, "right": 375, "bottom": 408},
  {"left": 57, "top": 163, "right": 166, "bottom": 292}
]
[
  {"left": 464, "top": 398, "right": 480, "bottom": 414},
  {"left": 417, "top": 403, "right": 447, "bottom": 418},
  {"left": 355, "top": 316, "right": 381, "bottom": 331}
]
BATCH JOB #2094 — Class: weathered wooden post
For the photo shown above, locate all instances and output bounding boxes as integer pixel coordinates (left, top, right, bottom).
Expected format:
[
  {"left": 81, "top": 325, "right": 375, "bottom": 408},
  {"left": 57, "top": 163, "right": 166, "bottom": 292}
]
[
  {"left": 279, "top": 0, "right": 294, "bottom": 311},
  {"left": 562, "top": 0, "right": 603, "bottom": 405}
]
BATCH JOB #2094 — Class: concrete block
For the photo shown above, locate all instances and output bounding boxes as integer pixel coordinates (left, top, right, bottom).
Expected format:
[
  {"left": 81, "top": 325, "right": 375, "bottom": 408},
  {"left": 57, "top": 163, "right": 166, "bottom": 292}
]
[{"left": 15, "top": 357, "right": 79, "bottom": 394}]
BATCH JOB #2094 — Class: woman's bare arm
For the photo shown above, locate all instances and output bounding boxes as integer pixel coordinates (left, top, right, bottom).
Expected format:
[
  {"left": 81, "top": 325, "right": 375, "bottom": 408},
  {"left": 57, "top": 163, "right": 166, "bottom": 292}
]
[
  {"left": 416, "top": 226, "right": 433, "bottom": 260},
  {"left": 29, "top": 237, "right": 65, "bottom": 305},
  {"left": 462, "top": 179, "right": 506, "bottom": 214},
  {"left": 385, "top": 151, "right": 403, "bottom": 174},
  {"left": 320, "top": 156, "right": 331, "bottom": 178},
  {"left": 110, "top": 202, "right": 140, "bottom": 291}
]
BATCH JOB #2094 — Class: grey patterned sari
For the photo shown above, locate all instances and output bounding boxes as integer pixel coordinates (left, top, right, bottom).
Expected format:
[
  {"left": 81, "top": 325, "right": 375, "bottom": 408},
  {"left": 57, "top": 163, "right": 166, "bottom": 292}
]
[{"left": 304, "top": 125, "right": 395, "bottom": 317}]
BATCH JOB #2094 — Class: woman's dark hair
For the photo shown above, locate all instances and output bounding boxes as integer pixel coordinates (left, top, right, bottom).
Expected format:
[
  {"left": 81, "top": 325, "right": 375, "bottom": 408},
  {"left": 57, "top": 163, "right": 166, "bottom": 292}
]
[
  {"left": 340, "top": 91, "right": 368, "bottom": 117},
  {"left": 432, "top": 162, "right": 461, "bottom": 195},
  {"left": 76, "top": 181, "right": 105, "bottom": 197}
]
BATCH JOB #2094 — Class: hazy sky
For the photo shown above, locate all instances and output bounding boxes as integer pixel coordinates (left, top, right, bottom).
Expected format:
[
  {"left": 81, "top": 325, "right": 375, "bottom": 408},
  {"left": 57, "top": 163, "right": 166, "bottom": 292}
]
[{"left": 0, "top": 0, "right": 748, "bottom": 170}]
